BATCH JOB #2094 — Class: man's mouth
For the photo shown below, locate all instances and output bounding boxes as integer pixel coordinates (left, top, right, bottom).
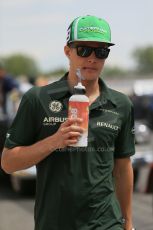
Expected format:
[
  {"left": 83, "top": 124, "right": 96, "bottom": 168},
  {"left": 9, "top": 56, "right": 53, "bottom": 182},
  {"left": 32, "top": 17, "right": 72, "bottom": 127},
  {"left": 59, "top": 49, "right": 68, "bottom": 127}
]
[{"left": 83, "top": 67, "right": 97, "bottom": 71}]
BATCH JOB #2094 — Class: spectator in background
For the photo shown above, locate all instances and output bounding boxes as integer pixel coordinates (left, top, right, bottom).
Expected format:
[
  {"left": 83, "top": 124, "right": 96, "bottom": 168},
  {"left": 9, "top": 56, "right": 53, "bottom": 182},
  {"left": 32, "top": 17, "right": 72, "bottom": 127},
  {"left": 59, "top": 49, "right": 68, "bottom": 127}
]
[
  {"left": 0, "top": 60, "right": 18, "bottom": 153},
  {"left": 35, "top": 76, "right": 49, "bottom": 86},
  {"left": 0, "top": 60, "right": 18, "bottom": 115},
  {"left": 18, "top": 75, "right": 33, "bottom": 94},
  {"left": 146, "top": 95, "right": 153, "bottom": 129}
]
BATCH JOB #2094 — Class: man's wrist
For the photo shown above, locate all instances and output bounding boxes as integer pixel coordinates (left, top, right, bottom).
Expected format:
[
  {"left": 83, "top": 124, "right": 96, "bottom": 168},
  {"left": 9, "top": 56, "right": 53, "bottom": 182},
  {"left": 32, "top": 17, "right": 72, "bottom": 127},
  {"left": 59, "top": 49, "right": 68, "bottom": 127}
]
[
  {"left": 124, "top": 228, "right": 136, "bottom": 230},
  {"left": 122, "top": 218, "right": 136, "bottom": 230}
]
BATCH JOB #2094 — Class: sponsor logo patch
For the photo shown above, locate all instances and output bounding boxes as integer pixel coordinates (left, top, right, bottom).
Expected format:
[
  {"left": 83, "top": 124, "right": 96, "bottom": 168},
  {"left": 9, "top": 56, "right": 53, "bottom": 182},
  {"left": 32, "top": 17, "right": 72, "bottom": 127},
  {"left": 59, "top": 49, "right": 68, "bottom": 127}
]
[
  {"left": 97, "top": 122, "right": 119, "bottom": 131},
  {"left": 43, "top": 117, "right": 67, "bottom": 126},
  {"left": 80, "top": 27, "right": 106, "bottom": 34},
  {"left": 6, "top": 133, "right": 10, "bottom": 138},
  {"left": 101, "top": 109, "right": 119, "bottom": 115},
  {"left": 49, "top": 100, "right": 63, "bottom": 113}
]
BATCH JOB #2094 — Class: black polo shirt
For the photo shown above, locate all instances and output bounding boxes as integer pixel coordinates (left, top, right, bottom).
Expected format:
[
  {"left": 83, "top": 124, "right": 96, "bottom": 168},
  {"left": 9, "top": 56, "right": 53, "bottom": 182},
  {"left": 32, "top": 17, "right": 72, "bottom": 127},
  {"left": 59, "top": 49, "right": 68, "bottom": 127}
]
[{"left": 5, "top": 73, "right": 135, "bottom": 230}]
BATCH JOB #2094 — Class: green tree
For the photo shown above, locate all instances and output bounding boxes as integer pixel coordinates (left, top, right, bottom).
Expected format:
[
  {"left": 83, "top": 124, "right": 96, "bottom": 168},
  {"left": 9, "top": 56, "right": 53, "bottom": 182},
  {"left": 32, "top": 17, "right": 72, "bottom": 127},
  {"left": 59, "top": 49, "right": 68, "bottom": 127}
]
[
  {"left": 2, "top": 53, "right": 40, "bottom": 77},
  {"left": 133, "top": 46, "right": 153, "bottom": 74}
]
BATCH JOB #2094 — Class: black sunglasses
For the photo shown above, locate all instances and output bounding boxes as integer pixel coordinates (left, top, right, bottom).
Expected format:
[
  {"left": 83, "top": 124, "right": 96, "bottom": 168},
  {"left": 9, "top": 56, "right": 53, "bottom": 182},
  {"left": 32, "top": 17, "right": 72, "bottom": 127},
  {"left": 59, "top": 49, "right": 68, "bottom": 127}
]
[{"left": 69, "top": 44, "right": 110, "bottom": 59}]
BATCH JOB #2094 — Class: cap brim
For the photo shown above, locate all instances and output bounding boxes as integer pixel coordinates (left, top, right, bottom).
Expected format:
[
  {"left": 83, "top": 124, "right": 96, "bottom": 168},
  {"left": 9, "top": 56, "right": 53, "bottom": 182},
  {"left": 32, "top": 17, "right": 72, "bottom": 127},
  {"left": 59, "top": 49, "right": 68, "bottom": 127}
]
[{"left": 68, "top": 38, "right": 115, "bottom": 46}]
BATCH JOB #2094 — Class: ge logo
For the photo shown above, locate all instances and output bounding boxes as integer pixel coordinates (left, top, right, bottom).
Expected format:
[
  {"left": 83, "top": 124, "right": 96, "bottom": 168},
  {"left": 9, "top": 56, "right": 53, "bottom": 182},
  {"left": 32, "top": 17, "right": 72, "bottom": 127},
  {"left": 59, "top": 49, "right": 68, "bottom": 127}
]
[{"left": 49, "top": 100, "right": 63, "bottom": 113}]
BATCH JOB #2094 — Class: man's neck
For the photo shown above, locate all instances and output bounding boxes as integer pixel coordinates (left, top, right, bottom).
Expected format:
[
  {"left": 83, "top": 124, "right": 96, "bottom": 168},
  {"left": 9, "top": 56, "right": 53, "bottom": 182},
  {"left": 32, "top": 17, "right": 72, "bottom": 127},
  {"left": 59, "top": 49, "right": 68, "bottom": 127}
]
[{"left": 67, "top": 72, "right": 100, "bottom": 105}]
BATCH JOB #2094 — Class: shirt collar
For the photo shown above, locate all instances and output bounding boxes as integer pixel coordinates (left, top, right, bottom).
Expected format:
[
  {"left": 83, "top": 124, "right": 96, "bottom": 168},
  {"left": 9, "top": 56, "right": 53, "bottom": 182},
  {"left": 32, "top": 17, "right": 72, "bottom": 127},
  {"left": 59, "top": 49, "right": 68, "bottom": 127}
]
[
  {"left": 47, "top": 72, "right": 117, "bottom": 107},
  {"left": 98, "top": 78, "right": 117, "bottom": 107},
  {"left": 47, "top": 72, "right": 71, "bottom": 99}
]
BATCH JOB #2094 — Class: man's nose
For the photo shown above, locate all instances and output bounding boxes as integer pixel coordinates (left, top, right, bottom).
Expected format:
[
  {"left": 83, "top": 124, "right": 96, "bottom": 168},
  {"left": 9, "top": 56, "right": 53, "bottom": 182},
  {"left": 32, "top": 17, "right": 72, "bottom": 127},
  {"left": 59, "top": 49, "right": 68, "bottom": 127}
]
[{"left": 87, "top": 51, "right": 97, "bottom": 63}]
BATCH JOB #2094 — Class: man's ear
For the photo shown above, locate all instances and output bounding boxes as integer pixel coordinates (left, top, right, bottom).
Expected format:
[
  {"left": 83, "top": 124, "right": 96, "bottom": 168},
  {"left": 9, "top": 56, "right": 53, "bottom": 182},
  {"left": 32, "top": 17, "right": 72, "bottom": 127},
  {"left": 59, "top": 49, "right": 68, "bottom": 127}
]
[{"left": 64, "top": 45, "right": 71, "bottom": 59}]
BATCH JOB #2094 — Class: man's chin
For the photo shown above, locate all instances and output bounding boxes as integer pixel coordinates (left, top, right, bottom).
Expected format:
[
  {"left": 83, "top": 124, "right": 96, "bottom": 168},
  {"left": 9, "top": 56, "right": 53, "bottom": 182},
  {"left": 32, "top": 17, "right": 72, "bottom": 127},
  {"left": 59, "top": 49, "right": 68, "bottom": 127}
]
[{"left": 82, "top": 72, "right": 100, "bottom": 81}]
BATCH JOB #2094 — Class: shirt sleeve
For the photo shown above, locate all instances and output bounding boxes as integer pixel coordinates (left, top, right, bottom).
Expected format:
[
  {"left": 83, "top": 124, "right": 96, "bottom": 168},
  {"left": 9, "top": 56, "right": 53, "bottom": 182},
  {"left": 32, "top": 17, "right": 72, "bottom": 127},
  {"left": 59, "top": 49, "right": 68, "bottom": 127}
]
[
  {"left": 4, "top": 90, "right": 38, "bottom": 149},
  {"left": 114, "top": 101, "right": 135, "bottom": 158}
]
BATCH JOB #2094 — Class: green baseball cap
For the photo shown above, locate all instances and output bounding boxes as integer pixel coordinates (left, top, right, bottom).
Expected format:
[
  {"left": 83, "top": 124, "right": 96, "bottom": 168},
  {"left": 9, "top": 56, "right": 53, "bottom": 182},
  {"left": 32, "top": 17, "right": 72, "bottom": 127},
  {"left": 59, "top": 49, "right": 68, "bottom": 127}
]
[{"left": 66, "top": 15, "right": 115, "bottom": 46}]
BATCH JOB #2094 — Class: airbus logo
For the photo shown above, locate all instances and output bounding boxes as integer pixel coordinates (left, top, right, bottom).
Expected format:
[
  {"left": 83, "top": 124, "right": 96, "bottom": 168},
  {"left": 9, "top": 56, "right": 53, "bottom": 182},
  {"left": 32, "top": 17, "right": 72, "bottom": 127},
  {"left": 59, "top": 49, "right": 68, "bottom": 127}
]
[{"left": 43, "top": 116, "right": 67, "bottom": 126}]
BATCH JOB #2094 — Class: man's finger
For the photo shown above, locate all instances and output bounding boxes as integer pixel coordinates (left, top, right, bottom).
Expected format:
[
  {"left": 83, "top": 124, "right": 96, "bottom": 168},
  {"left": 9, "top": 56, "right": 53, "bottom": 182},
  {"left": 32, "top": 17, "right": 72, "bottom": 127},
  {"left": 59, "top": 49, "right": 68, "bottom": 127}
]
[{"left": 64, "top": 118, "right": 83, "bottom": 126}]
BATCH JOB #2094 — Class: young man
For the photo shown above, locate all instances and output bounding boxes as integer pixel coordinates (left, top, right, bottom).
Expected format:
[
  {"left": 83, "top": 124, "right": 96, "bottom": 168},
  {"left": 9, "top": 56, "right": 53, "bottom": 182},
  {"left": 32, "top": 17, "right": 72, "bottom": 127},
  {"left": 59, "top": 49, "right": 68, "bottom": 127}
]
[{"left": 1, "top": 16, "right": 135, "bottom": 230}]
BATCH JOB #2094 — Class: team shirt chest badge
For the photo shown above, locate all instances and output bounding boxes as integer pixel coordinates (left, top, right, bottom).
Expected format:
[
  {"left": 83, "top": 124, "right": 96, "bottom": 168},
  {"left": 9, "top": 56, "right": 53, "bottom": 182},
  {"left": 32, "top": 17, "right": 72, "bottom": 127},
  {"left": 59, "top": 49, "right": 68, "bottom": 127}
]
[{"left": 49, "top": 100, "right": 63, "bottom": 113}]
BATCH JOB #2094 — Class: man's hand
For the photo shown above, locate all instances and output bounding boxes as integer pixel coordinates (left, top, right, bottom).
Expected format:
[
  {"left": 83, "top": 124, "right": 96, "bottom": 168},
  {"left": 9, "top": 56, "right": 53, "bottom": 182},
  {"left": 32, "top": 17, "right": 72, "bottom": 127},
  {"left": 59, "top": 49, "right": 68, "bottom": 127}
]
[
  {"left": 53, "top": 118, "right": 84, "bottom": 149},
  {"left": 1, "top": 118, "right": 84, "bottom": 173},
  {"left": 113, "top": 158, "right": 134, "bottom": 230}
]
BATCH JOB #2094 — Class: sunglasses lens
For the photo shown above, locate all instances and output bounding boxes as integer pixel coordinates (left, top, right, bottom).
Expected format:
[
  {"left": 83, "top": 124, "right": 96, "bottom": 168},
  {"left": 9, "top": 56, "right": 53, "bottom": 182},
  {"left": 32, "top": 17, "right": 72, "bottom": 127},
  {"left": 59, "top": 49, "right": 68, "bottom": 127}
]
[
  {"left": 77, "top": 47, "right": 92, "bottom": 57},
  {"left": 69, "top": 44, "right": 110, "bottom": 59},
  {"left": 95, "top": 48, "right": 110, "bottom": 59}
]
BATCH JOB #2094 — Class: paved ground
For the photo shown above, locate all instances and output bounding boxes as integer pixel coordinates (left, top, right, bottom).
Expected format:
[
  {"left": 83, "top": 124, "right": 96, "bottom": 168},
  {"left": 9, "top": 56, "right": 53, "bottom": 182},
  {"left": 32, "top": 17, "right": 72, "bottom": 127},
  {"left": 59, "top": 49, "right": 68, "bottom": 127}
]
[
  {"left": 0, "top": 178, "right": 152, "bottom": 230},
  {"left": 0, "top": 179, "right": 34, "bottom": 230},
  {"left": 133, "top": 192, "right": 153, "bottom": 230}
]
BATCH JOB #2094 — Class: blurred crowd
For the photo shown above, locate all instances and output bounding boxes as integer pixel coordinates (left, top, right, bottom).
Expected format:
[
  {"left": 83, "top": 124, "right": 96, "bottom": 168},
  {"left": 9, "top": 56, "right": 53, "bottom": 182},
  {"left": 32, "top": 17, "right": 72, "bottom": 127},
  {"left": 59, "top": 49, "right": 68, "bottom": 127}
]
[
  {"left": 0, "top": 61, "right": 50, "bottom": 153},
  {"left": 0, "top": 61, "right": 49, "bottom": 120}
]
